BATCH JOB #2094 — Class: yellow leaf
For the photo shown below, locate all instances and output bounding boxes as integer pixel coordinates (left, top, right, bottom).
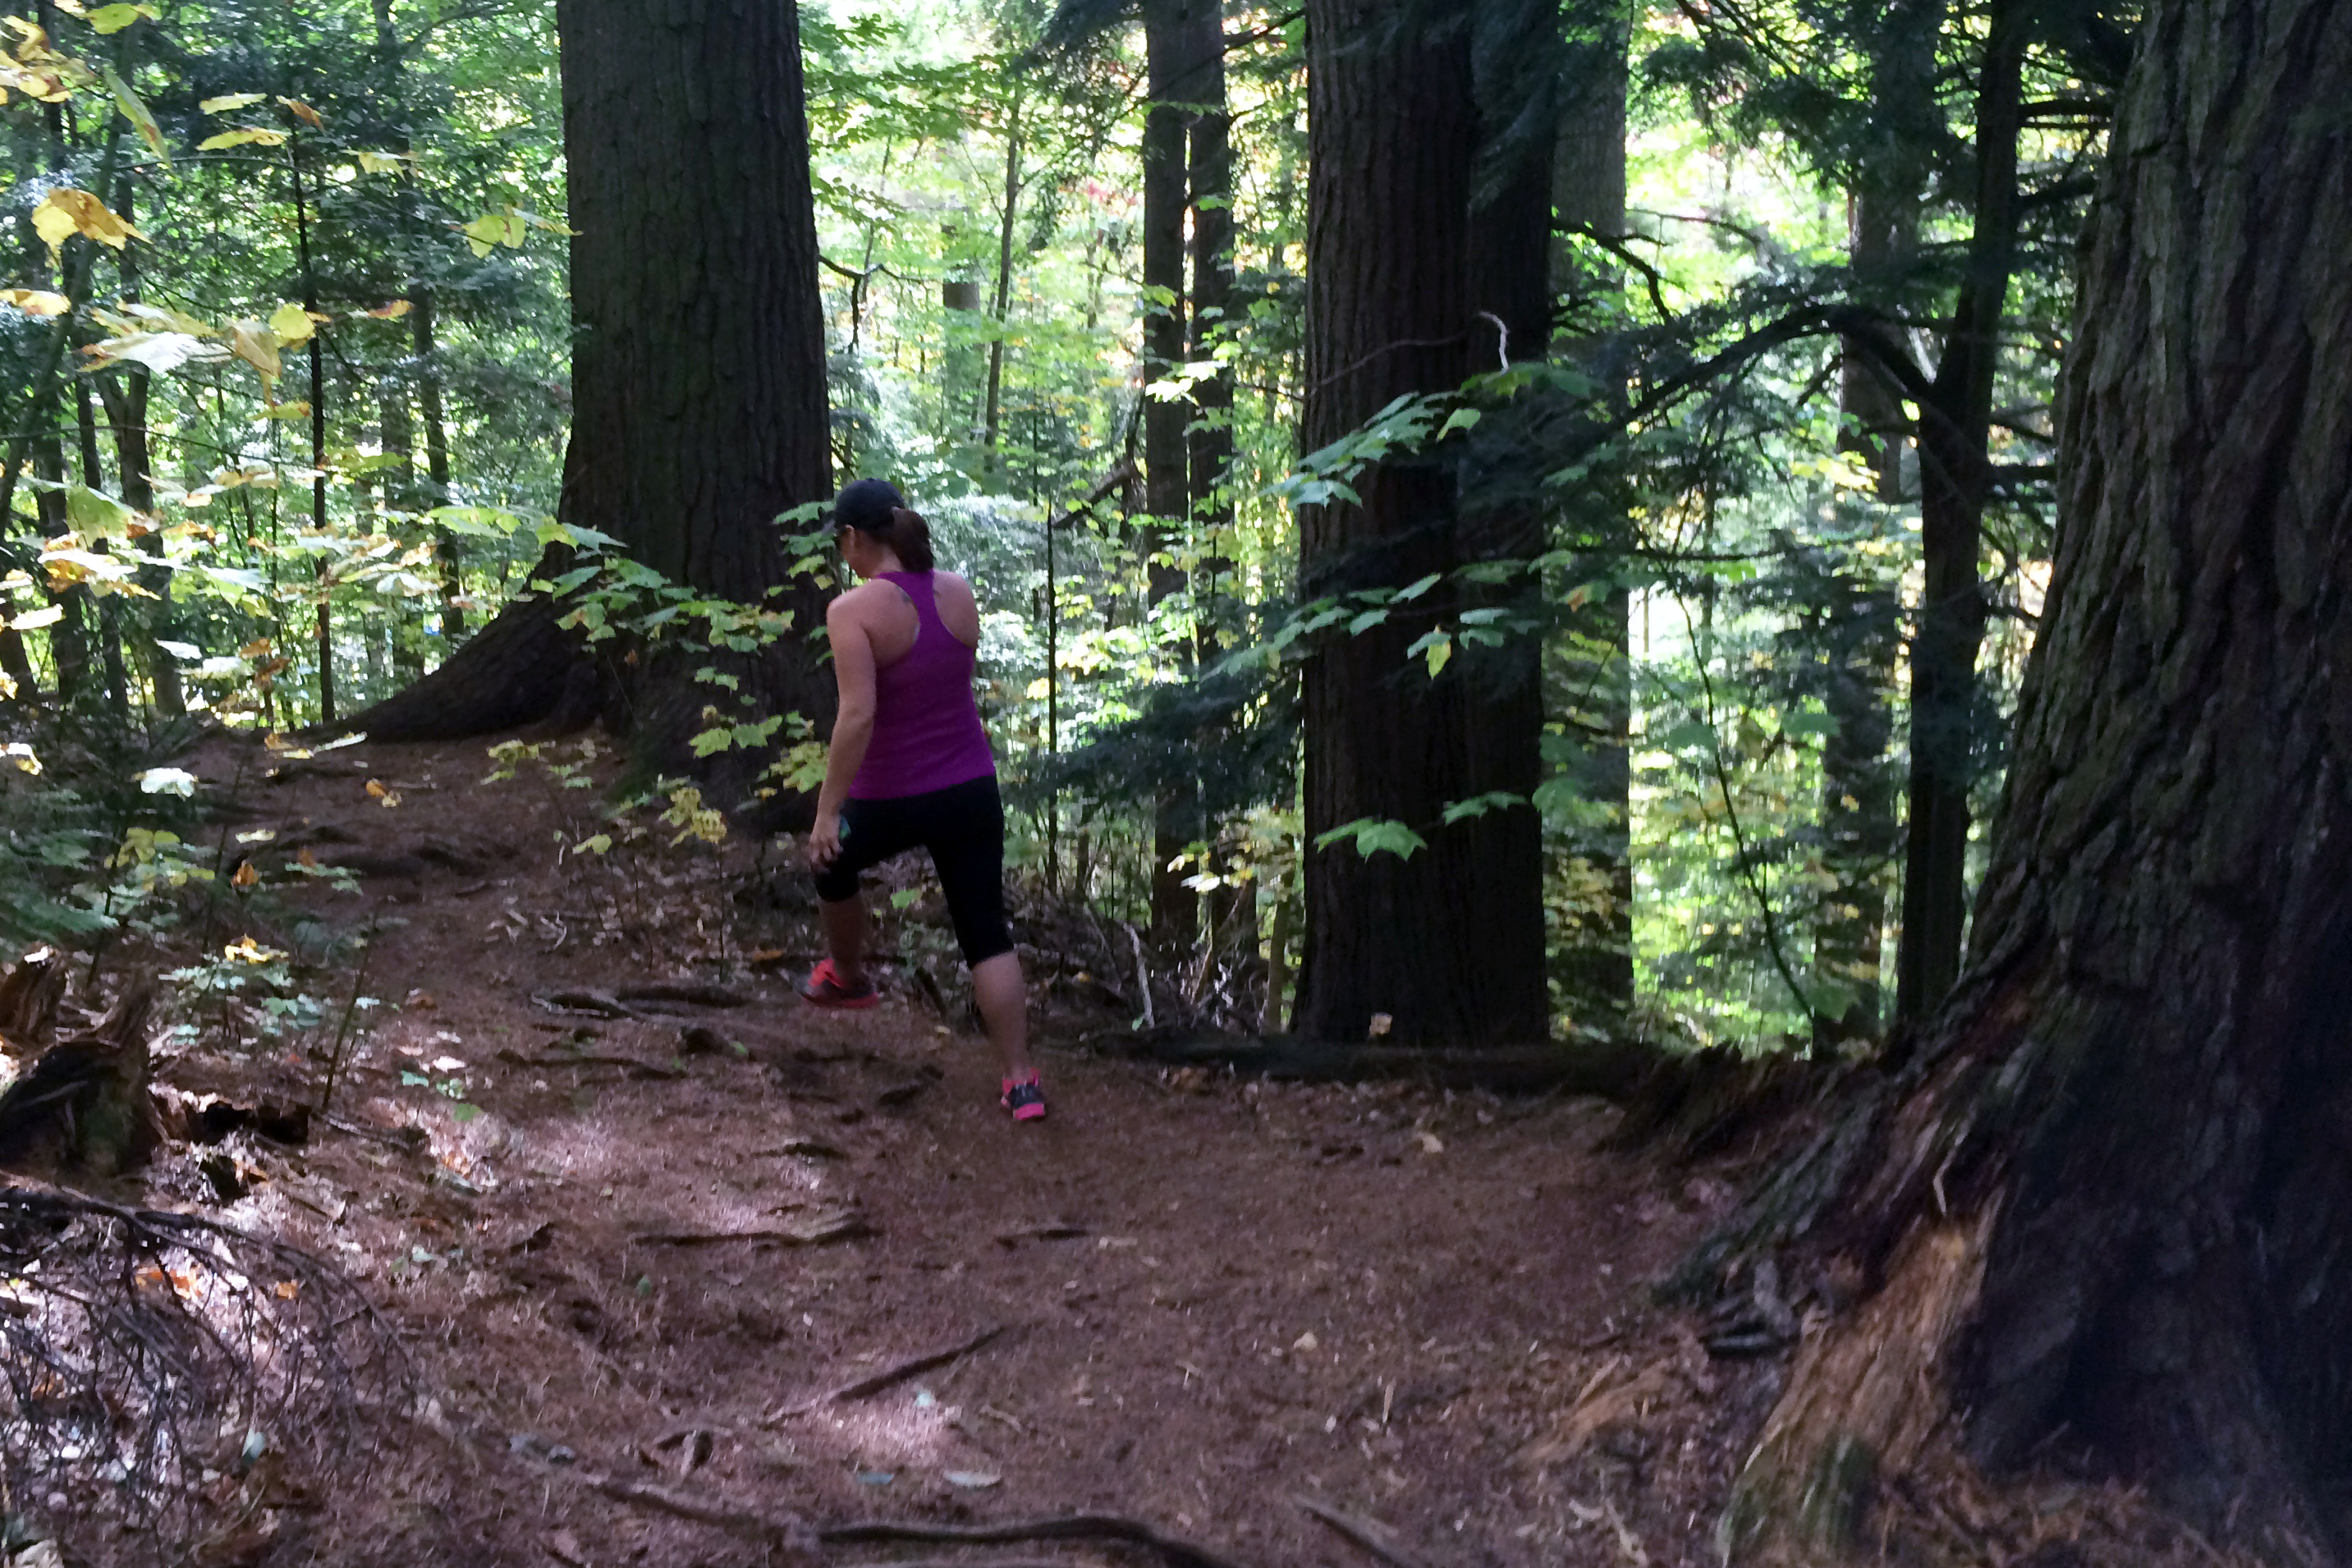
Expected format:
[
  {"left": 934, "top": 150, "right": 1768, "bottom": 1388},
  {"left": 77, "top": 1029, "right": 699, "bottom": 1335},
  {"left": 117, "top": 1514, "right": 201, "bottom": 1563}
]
[
  {"left": 197, "top": 127, "right": 287, "bottom": 151},
  {"left": 259, "top": 400, "right": 311, "bottom": 420},
  {"left": 297, "top": 847, "right": 317, "bottom": 869},
  {"left": 365, "top": 778, "right": 387, "bottom": 798},
  {"left": 459, "top": 211, "right": 527, "bottom": 258},
  {"left": 362, "top": 298, "right": 411, "bottom": 319},
  {"left": 273, "top": 1279, "right": 300, "bottom": 1300},
  {"left": 232, "top": 860, "right": 258, "bottom": 888},
  {"left": 267, "top": 300, "right": 318, "bottom": 344},
  {"left": 30, "top": 190, "right": 142, "bottom": 258},
  {"left": 354, "top": 149, "right": 407, "bottom": 174},
  {"left": 228, "top": 320, "right": 280, "bottom": 386},
  {"left": 277, "top": 95, "right": 322, "bottom": 126},
  {"left": 0, "top": 288, "right": 70, "bottom": 316},
  {"left": 30, "top": 200, "right": 77, "bottom": 254},
  {"left": 199, "top": 91, "right": 267, "bottom": 112}
]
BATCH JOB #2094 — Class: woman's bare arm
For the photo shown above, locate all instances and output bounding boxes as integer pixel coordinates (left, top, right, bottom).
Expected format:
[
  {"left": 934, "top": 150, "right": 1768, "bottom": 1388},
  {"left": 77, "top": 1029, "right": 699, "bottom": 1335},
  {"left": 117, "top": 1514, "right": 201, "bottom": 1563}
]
[{"left": 809, "top": 594, "right": 878, "bottom": 866}]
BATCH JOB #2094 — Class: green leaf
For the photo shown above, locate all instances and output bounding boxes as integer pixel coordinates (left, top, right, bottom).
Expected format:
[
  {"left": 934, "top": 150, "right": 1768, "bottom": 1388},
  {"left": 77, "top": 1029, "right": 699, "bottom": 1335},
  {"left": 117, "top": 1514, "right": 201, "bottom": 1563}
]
[
  {"left": 1346, "top": 608, "right": 1388, "bottom": 635},
  {"left": 66, "top": 483, "right": 135, "bottom": 539},
  {"left": 1440, "top": 791, "right": 1524, "bottom": 824},
  {"left": 99, "top": 63, "right": 167, "bottom": 163},
  {"left": 1314, "top": 817, "right": 1428, "bottom": 860},
  {"left": 1437, "top": 406, "right": 1482, "bottom": 438},
  {"left": 1395, "top": 572, "right": 1442, "bottom": 602},
  {"left": 1659, "top": 720, "right": 1717, "bottom": 753},
  {"left": 571, "top": 833, "right": 612, "bottom": 855}
]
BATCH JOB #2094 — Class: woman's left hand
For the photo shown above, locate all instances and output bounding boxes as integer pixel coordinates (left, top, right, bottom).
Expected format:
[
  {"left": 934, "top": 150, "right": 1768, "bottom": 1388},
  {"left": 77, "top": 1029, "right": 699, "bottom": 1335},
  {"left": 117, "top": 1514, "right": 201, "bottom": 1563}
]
[{"left": 805, "top": 810, "right": 842, "bottom": 870}]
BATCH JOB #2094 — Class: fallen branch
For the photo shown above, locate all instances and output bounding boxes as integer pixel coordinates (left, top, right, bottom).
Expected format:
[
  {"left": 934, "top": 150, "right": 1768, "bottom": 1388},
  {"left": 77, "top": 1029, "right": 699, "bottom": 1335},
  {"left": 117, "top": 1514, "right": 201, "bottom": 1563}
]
[
  {"left": 589, "top": 1472, "right": 819, "bottom": 1561},
  {"left": 1296, "top": 1495, "right": 1433, "bottom": 1568},
  {"left": 818, "top": 1514, "right": 1253, "bottom": 1568},
  {"left": 613, "top": 982, "right": 752, "bottom": 1009},
  {"left": 770, "top": 1323, "right": 1009, "bottom": 1419}
]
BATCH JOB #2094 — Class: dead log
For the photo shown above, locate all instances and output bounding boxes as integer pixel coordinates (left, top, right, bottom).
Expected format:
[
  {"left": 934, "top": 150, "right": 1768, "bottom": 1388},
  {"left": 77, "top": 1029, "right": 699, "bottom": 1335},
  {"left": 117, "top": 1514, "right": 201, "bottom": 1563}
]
[
  {"left": 0, "top": 979, "right": 160, "bottom": 1178},
  {"left": 0, "top": 950, "right": 66, "bottom": 1053}
]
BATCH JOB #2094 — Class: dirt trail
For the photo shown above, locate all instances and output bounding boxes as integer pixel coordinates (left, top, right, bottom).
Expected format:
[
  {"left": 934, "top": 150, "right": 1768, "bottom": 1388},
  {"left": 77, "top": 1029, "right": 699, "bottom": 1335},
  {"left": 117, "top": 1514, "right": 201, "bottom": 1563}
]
[{"left": 143, "top": 735, "right": 1775, "bottom": 1568}]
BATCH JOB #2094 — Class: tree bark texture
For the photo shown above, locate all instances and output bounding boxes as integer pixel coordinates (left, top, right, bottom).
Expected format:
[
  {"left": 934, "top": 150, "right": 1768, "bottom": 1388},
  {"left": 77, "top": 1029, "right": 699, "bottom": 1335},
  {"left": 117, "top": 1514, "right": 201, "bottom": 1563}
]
[
  {"left": 1893, "top": 0, "right": 2026, "bottom": 1022},
  {"left": 1723, "top": 2, "right": 2352, "bottom": 1557},
  {"left": 1545, "top": 8, "right": 1634, "bottom": 1024},
  {"left": 1292, "top": 0, "right": 1549, "bottom": 1048},
  {"left": 353, "top": 0, "right": 834, "bottom": 786}
]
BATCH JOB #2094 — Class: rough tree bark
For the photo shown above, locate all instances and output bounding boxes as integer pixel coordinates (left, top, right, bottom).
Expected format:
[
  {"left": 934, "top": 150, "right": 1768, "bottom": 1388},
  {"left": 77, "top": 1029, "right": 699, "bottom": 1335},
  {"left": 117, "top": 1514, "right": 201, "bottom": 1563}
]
[
  {"left": 1721, "top": 1, "right": 2352, "bottom": 1558},
  {"left": 350, "top": 0, "right": 834, "bottom": 787},
  {"left": 1291, "top": 0, "right": 1550, "bottom": 1047}
]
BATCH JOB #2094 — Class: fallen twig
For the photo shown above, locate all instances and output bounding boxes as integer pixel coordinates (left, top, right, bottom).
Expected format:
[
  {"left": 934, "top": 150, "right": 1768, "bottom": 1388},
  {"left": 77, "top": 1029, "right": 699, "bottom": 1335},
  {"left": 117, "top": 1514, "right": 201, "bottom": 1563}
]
[
  {"left": 1296, "top": 1495, "right": 1433, "bottom": 1568},
  {"left": 770, "top": 1323, "right": 1010, "bottom": 1419},
  {"left": 818, "top": 1513, "right": 1253, "bottom": 1568}
]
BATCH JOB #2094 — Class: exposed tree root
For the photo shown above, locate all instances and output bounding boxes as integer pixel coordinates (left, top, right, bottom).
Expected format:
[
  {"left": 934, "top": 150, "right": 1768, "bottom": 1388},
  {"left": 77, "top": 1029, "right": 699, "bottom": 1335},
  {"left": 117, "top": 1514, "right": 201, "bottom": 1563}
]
[
  {"left": 818, "top": 1514, "right": 1255, "bottom": 1568},
  {"left": 342, "top": 588, "right": 589, "bottom": 743},
  {"left": 1718, "top": 1208, "right": 1998, "bottom": 1563}
]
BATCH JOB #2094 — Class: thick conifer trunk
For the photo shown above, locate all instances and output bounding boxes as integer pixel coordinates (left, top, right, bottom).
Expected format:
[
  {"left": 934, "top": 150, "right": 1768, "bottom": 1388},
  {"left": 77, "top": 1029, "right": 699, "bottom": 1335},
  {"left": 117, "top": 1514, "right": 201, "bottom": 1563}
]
[
  {"left": 1291, "top": 0, "right": 1549, "bottom": 1047},
  {"left": 351, "top": 0, "right": 833, "bottom": 783},
  {"left": 1723, "top": 2, "right": 2352, "bottom": 1558}
]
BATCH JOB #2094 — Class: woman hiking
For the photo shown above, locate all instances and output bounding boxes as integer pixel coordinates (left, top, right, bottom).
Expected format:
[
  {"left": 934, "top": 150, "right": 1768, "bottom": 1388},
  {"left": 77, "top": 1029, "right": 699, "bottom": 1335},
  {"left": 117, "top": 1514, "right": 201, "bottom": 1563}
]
[{"left": 798, "top": 479, "right": 1044, "bottom": 1122}]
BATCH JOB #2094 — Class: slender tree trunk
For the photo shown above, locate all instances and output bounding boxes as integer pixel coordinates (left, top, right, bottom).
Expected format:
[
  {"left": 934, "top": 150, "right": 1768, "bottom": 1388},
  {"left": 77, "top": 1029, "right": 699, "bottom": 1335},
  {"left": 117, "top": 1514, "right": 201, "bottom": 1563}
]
[
  {"left": 1893, "top": 0, "right": 2026, "bottom": 1021},
  {"left": 1546, "top": 6, "right": 1634, "bottom": 1028},
  {"left": 1292, "top": 0, "right": 1548, "bottom": 1048},
  {"left": 411, "top": 250, "right": 462, "bottom": 641},
  {"left": 1812, "top": 1, "right": 1935, "bottom": 1049},
  {"left": 982, "top": 84, "right": 1024, "bottom": 475},
  {"left": 290, "top": 144, "right": 337, "bottom": 727},
  {"left": 1141, "top": 0, "right": 1217, "bottom": 947},
  {"left": 72, "top": 378, "right": 130, "bottom": 720},
  {"left": 1719, "top": 2, "right": 2352, "bottom": 1558},
  {"left": 1185, "top": 0, "right": 1251, "bottom": 962}
]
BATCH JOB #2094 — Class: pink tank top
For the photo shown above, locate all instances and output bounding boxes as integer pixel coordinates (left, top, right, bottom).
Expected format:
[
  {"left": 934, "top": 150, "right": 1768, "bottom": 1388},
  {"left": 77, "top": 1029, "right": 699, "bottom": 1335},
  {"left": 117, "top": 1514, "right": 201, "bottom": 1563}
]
[{"left": 847, "top": 571, "right": 997, "bottom": 800}]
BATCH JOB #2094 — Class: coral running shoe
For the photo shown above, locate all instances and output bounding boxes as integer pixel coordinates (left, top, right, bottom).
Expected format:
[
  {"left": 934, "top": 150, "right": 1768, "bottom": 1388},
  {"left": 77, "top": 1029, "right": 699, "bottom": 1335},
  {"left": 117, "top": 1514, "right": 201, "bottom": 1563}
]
[
  {"left": 799, "top": 957, "right": 879, "bottom": 1010},
  {"left": 1001, "top": 1073, "right": 1047, "bottom": 1122}
]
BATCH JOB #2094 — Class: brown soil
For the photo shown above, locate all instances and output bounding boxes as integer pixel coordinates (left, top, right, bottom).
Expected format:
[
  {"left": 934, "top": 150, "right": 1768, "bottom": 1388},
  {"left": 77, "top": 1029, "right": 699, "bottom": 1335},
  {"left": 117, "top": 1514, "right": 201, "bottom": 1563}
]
[{"left": 37, "top": 733, "right": 2229, "bottom": 1568}]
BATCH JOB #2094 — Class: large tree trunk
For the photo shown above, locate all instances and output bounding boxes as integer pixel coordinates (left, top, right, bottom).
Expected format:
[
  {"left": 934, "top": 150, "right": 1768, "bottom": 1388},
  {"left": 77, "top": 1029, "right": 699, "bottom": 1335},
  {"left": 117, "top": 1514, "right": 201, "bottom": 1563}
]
[
  {"left": 1545, "top": 6, "right": 1634, "bottom": 1029},
  {"left": 1291, "top": 0, "right": 1549, "bottom": 1048},
  {"left": 351, "top": 0, "right": 833, "bottom": 786},
  {"left": 1892, "top": 0, "right": 2026, "bottom": 1021},
  {"left": 1722, "top": 1, "right": 2352, "bottom": 1559}
]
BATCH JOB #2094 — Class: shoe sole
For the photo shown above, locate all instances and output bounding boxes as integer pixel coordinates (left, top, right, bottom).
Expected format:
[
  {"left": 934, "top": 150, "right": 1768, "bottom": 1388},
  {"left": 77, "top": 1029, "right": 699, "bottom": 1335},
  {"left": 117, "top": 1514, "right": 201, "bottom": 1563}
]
[{"left": 1010, "top": 1104, "right": 1045, "bottom": 1121}]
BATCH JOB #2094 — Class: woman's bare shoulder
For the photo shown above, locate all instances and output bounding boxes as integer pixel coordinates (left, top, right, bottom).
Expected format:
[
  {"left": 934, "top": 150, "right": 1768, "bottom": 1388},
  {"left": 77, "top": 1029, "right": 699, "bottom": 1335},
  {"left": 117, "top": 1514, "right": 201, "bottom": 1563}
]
[{"left": 932, "top": 571, "right": 977, "bottom": 602}]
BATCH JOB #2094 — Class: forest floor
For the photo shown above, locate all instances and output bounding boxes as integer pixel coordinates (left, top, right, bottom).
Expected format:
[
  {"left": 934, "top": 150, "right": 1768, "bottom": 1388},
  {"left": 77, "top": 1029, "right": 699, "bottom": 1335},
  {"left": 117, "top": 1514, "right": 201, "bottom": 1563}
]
[
  {"left": 54, "top": 729, "right": 2207, "bottom": 1568},
  {"left": 94, "top": 729, "right": 1787, "bottom": 1568}
]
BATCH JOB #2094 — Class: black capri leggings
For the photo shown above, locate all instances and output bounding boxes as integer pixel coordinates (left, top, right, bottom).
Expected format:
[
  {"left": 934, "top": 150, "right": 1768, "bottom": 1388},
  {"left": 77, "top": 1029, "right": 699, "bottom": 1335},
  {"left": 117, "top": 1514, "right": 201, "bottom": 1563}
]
[{"left": 813, "top": 775, "right": 1016, "bottom": 965}]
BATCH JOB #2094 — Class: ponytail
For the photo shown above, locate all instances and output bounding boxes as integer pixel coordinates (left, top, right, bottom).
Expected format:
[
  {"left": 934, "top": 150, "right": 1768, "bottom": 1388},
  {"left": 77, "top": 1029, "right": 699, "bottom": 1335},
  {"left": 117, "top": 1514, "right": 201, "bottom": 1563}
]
[
  {"left": 828, "top": 478, "right": 938, "bottom": 571},
  {"left": 885, "top": 507, "right": 936, "bottom": 571}
]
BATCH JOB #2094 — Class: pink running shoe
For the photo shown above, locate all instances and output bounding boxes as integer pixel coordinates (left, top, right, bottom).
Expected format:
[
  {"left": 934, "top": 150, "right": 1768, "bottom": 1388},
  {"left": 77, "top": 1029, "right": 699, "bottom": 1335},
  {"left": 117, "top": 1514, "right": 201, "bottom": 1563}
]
[
  {"left": 799, "top": 957, "right": 879, "bottom": 1010},
  {"left": 1001, "top": 1073, "right": 1047, "bottom": 1122}
]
